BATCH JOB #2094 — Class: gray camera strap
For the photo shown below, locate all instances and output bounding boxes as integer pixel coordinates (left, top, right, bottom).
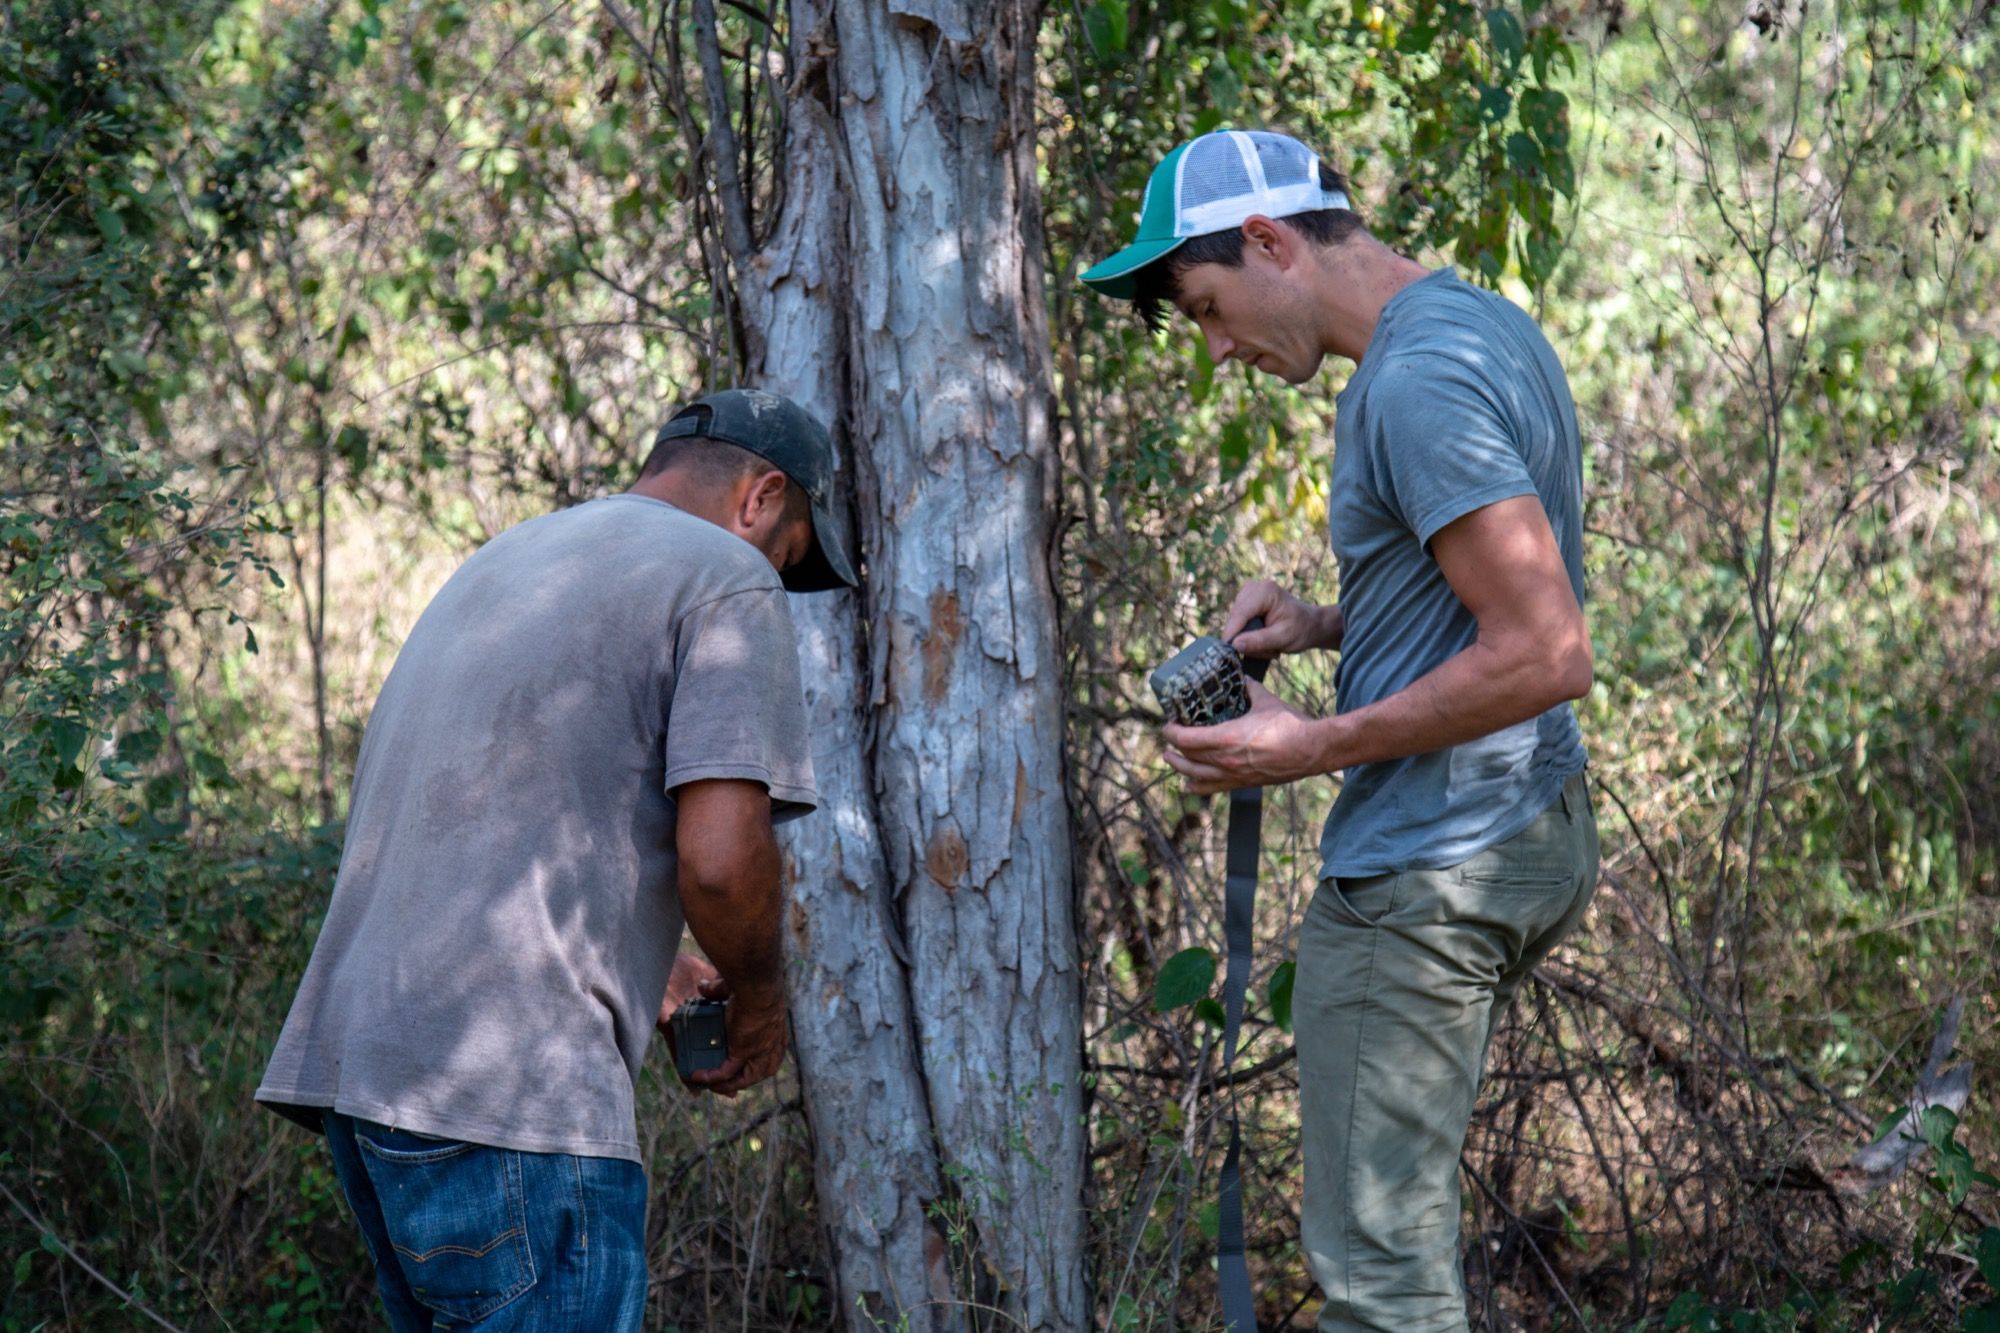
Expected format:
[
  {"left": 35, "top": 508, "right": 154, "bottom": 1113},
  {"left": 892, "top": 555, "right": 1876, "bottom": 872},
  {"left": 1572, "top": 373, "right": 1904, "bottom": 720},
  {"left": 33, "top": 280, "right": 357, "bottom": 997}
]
[{"left": 1218, "top": 638, "right": 1270, "bottom": 1332}]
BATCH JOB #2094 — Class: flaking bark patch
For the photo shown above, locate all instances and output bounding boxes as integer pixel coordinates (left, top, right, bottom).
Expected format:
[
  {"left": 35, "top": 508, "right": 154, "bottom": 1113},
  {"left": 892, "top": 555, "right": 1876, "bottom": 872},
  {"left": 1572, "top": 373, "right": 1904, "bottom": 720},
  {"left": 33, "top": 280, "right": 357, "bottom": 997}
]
[
  {"left": 922, "top": 587, "right": 962, "bottom": 703},
  {"left": 924, "top": 821, "right": 969, "bottom": 890}
]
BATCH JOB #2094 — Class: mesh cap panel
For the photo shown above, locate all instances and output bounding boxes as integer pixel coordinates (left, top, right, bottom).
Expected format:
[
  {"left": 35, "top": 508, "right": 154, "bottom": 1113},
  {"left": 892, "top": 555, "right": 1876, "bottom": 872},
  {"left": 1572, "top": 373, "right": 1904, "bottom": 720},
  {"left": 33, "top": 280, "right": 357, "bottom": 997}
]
[
  {"left": 1179, "top": 136, "right": 1254, "bottom": 216},
  {"left": 1252, "top": 132, "right": 1317, "bottom": 189},
  {"left": 1171, "top": 130, "right": 1351, "bottom": 236}
]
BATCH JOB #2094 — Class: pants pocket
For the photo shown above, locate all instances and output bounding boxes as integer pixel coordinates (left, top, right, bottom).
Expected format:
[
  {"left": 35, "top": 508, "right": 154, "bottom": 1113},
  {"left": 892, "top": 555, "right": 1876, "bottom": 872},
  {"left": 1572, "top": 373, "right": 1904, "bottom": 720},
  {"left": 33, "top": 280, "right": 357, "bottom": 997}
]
[
  {"left": 1315, "top": 871, "right": 1402, "bottom": 927},
  {"left": 1457, "top": 861, "right": 1577, "bottom": 893},
  {"left": 356, "top": 1126, "right": 537, "bottom": 1323},
  {"left": 1456, "top": 790, "right": 1587, "bottom": 896}
]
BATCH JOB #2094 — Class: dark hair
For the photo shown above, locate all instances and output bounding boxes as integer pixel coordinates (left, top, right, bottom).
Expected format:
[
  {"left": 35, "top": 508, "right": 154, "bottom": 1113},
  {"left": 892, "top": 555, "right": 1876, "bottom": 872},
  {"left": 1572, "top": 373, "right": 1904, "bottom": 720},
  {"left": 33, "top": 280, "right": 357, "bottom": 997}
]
[
  {"left": 640, "top": 415, "right": 810, "bottom": 525},
  {"left": 1131, "top": 161, "right": 1365, "bottom": 331}
]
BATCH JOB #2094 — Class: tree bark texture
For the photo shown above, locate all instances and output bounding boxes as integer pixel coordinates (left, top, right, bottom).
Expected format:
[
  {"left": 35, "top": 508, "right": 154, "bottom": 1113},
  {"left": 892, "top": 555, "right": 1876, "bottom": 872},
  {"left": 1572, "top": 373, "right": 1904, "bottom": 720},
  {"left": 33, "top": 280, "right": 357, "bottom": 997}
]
[{"left": 714, "top": 0, "right": 1087, "bottom": 1326}]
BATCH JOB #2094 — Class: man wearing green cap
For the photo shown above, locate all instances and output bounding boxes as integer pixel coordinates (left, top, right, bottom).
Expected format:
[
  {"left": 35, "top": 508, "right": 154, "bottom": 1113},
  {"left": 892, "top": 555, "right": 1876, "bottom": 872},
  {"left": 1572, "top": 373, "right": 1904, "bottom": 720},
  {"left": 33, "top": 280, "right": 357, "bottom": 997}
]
[
  {"left": 256, "top": 389, "right": 857, "bottom": 1330},
  {"left": 1083, "top": 131, "right": 1599, "bottom": 1331}
]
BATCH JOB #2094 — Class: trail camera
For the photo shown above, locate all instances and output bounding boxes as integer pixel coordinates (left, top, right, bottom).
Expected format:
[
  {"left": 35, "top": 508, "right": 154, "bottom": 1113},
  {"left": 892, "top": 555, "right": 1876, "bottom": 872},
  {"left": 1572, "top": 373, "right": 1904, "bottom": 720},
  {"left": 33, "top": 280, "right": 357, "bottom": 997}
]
[
  {"left": 1149, "top": 636, "right": 1251, "bottom": 728},
  {"left": 670, "top": 998, "right": 728, "bottom": 1080}
]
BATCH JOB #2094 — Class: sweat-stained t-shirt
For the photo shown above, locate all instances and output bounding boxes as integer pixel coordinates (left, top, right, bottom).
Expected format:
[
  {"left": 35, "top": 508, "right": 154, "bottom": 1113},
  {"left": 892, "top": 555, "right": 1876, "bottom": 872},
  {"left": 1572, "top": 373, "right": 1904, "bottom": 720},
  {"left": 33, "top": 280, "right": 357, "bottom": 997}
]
[
  {"left": 255, "top": 494, "right": 816, "bottom": 1162},
  {"left": 1319, "top": 268, "right": 1588, "bottom": 880}
]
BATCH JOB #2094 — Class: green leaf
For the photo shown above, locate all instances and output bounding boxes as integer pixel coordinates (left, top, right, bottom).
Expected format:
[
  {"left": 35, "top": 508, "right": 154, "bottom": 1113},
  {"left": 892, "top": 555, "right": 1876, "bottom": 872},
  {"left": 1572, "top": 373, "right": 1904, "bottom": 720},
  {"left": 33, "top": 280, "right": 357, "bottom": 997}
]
[
  {"left": 1975, "top": 1228, "right": 2000, "bottom": 1288},
  {"left": 1395, "top": 20, "right": 1438, "bottom": 53},
  {"left": 335, "top": 424, "right": 372, "bottom": 471},
  {"left": 1964, "top": 1300, "right": 2000, "bottom": 1333},
  {"left": 1545, "top": 151, "right": 1575, "bottom": 198},
  {"left": 47, "top": 718, "right": 90, "bottom": 771},
  {"left": 1193, "top": 997, "right": 1226, "bottom": 1030},
  {"left": 1219, "top": 417, "right": 1251, "bottom": 479},
  {"left": 1505, "top": 132, "right": 1543, "bottom": 177},
  {"left": 1083, "top": 0, "right": 1127, "bottom": 56},
  {"left": 335, "top": 312, "right": 370, "bottom": 359},
  {"left": 1267, "top": 961, "right": 1295, "bottom": 1033},
  {"left": 93, "top": 207, "right": 126, "bottom": 243},
  {"left": 1937, "top": 1139, "right": 1979, "bottom": 1204},
  {"left": 115, "top": 728, "right": 163, "bottom": 765},
  {"left": 1519, "top": 88, "right": 1571, "bottom": 149},
  {"left": 1206, "top": 61, "right": 1242, "bottom": 112},
  {"left": 1870, "top": 1105, "right": 1907, "bottom": 1144},
  {"left": 1888, "top": 1268, "right": 1937, "bottom": 1315},
  {"left": 1478, "top": 85, "right": 1514, "bottom": 124},
  {"left": 1154, "top": 947, "right": 1216, "bottom": 1011},
  {"left": 1664, "top": 1290, "right": 1717, "bottom": 1332},
  {"left": 1919, "top": 1103, "right": 1960, "bottom": 1152},
  {"left": 1485, "top": 9, "right": 1526, "bottom": 72},
  {"left": 190, "top": 749, "right": 236, "bottom": 788}
]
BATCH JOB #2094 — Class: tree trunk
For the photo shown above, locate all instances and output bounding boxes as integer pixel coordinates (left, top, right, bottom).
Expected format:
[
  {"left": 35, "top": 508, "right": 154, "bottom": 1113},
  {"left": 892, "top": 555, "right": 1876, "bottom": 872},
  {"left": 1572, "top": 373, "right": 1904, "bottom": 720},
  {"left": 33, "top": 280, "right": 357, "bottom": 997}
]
[{"left": 713, "top": 0, "right": 1087, "bottom": 1326}]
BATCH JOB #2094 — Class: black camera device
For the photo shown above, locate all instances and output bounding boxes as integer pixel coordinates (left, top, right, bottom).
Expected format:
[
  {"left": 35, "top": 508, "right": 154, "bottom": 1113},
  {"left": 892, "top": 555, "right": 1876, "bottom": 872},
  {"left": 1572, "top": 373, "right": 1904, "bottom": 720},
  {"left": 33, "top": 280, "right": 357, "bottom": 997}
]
[
  {"left": 670, "top": 998, "right": 729, "bottom": 1080},
  {"left": 1149, "top": 619, "right": 1269, "bottom": 727}
]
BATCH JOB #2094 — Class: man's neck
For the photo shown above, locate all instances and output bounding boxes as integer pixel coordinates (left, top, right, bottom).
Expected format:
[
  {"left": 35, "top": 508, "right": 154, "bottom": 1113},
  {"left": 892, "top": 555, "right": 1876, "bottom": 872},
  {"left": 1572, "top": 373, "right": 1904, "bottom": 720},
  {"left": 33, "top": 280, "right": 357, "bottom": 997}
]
[
  {"left": 1314, "top": 237, "right": 1432, "bottom": 366},
  {"left": 629, "top": 471, "right": 724, "bottom": 525}
]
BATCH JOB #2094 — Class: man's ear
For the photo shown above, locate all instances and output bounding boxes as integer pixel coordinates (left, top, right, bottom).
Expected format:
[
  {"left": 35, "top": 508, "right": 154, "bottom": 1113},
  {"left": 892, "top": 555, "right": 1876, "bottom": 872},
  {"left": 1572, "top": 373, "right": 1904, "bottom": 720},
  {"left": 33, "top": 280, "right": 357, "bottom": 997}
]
[
  {"left": 740, "top": 468, "right": 790, "bottom": 526},
  {"left": 1241, "top": 215, "right": 1292, "bottom": 270}
]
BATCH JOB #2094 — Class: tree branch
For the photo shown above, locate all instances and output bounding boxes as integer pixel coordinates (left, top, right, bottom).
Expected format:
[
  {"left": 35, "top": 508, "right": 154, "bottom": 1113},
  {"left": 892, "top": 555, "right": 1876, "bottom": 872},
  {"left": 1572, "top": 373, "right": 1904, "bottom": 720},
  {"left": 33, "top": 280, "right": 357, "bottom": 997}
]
[
  {"left": 689, "top": 0, "right": 756, "bottom": 272},
  {"left": 1, "top": 1179, "right": 187, "bottom": 1333}
]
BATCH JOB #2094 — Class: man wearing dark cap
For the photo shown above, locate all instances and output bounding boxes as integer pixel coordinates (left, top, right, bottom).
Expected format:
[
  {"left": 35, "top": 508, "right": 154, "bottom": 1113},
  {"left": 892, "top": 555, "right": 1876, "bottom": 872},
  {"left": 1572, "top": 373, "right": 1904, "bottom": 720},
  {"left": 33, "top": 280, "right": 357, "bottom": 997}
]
[
  {"left": 1082, "top": 131, "right": 1597, "bottom": 1332},
  {"left": 256, "top": 389, "right": 856, "bottom": 1331}
]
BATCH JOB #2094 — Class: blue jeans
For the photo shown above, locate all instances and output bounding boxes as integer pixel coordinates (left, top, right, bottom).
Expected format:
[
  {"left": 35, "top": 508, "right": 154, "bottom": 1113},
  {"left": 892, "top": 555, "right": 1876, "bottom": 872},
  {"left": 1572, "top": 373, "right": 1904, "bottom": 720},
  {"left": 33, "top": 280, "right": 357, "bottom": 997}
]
[{"left": 323, "top": 1113, "right": 647, "bottom": 1331}]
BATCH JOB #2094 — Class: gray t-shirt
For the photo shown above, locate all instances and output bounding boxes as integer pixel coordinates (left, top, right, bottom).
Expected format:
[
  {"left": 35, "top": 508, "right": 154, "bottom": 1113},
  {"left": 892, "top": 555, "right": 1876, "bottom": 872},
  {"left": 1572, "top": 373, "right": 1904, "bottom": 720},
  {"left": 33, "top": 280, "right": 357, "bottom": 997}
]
[
  {"left": 1320, "top": 269, "right": 1588, "bottom": 879},
  {"left": 256, "top": 494, "right": 816, "bottom": 1161}
]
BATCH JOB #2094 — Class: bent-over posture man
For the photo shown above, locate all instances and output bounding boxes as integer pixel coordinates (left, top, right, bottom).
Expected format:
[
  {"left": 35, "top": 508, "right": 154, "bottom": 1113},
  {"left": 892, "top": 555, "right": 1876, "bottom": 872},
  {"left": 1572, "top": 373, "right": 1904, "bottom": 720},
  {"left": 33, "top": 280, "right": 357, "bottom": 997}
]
[
  {"left": 1083, "top": 131, "right": 1600, "bottom": 1332},
  {"left": 256, "top": 389, "right": 857, "bottom": 1331}
]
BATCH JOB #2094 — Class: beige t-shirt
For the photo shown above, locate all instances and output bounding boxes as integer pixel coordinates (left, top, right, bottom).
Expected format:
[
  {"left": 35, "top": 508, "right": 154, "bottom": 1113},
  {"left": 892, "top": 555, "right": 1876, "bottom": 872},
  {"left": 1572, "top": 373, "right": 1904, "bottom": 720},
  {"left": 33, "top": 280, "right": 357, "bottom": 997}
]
[{"left": 256, "top": 494, "right": 816, "bottom": 1161}]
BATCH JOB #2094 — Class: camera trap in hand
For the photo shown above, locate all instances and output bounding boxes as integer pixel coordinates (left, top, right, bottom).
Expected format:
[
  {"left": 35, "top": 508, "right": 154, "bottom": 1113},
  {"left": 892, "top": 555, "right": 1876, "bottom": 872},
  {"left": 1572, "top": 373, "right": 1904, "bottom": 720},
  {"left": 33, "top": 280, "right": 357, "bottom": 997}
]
[
  {"left": 1149, "top": 636, "right": 1252, "bottom": 727},
  {"left": 670, "top": 998, "right": 728, "bottom": 1080}
]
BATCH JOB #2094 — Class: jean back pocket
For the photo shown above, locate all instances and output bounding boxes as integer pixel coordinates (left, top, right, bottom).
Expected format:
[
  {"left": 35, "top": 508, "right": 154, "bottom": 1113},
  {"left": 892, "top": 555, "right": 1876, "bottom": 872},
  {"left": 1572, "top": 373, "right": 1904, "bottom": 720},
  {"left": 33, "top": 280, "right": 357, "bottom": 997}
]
[{"left": 356, "top": 1128, "right": 538, "bottom": 1322}]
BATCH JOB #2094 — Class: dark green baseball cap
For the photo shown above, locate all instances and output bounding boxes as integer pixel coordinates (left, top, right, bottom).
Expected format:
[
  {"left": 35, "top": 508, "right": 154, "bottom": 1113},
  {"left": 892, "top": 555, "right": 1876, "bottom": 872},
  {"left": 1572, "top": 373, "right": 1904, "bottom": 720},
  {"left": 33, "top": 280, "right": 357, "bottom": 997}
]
[{"left": 656, "top": 389, "right": 860, "bottom": 593}]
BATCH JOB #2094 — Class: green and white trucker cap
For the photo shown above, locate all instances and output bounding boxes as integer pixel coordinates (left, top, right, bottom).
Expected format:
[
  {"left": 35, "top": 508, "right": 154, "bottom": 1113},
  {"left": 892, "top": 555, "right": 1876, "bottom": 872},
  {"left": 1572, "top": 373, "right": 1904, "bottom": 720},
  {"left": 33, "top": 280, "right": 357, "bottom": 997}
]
[{"left": 1080, "top": 130, "right": 1351, "bottom": 299}]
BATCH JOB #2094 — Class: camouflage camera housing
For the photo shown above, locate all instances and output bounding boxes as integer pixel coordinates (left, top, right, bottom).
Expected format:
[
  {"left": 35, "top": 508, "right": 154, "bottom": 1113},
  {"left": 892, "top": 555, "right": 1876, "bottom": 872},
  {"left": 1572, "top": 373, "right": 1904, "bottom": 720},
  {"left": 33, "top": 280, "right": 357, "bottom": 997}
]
[
  {"left": 670, "top": 998, "right": 728, "bottom": 1080},
  {"left": 1149, "top": 636, "right": 1250, "bottom": 727}
]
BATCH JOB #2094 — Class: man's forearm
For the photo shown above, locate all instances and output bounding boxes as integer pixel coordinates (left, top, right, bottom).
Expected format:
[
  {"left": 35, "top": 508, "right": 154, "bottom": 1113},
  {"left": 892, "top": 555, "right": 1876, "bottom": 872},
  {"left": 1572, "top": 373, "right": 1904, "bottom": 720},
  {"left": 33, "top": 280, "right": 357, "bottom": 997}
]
[
  {"left": 678, "top": 831, "right": 785, "bottom": 1000},
  {"left": 1308, "top": 630, "right": 1587, "bottom": 772},
  {"left": 1307, "top": 601, "right": 1345, "bottom": 651}
]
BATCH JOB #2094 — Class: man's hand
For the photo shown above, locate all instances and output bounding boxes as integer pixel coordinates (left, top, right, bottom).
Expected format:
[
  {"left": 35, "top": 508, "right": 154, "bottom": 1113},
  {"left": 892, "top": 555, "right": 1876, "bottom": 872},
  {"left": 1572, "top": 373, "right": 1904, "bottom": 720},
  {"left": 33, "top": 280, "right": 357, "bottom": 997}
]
[
  {"left": 1221, "top": 579, "right": 1342, "bottom": 658},
  {"left": 657, "top": 954, "right": 727, "bottom": 1034},
  {"left": 1163, "top": 679, "right": 1330, "bottom": 794},
  {"left": 685, "top": 987, "right": 790, "bottom": 1099}
]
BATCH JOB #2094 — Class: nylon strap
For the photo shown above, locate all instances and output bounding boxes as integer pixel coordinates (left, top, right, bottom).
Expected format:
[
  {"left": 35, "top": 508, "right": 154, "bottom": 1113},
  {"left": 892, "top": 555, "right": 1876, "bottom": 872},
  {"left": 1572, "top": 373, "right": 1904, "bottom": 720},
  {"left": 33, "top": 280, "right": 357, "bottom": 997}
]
[{"left": 1217, "top": 633, "right": 1270, "bottom": 1332}]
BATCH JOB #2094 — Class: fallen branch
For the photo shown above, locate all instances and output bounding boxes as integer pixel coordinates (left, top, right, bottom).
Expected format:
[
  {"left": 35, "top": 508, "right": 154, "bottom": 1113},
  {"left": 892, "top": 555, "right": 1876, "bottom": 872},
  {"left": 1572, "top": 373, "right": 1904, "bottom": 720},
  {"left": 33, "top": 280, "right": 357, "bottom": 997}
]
[
  {"left": 1829, "top": 996, "right": 1972, "bottom": 1196},
  {"left": 1092, "top": 1042, "right": 1297, "bottom": 1093}
]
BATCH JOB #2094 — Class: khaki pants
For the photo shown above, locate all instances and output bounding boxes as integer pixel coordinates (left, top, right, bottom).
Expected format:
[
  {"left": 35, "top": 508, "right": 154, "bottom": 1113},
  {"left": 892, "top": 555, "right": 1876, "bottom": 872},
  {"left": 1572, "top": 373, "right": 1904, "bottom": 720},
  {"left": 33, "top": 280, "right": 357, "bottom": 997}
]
[{"left": 1296, "top": 772, "right": 1599, "bottom": 1332}]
